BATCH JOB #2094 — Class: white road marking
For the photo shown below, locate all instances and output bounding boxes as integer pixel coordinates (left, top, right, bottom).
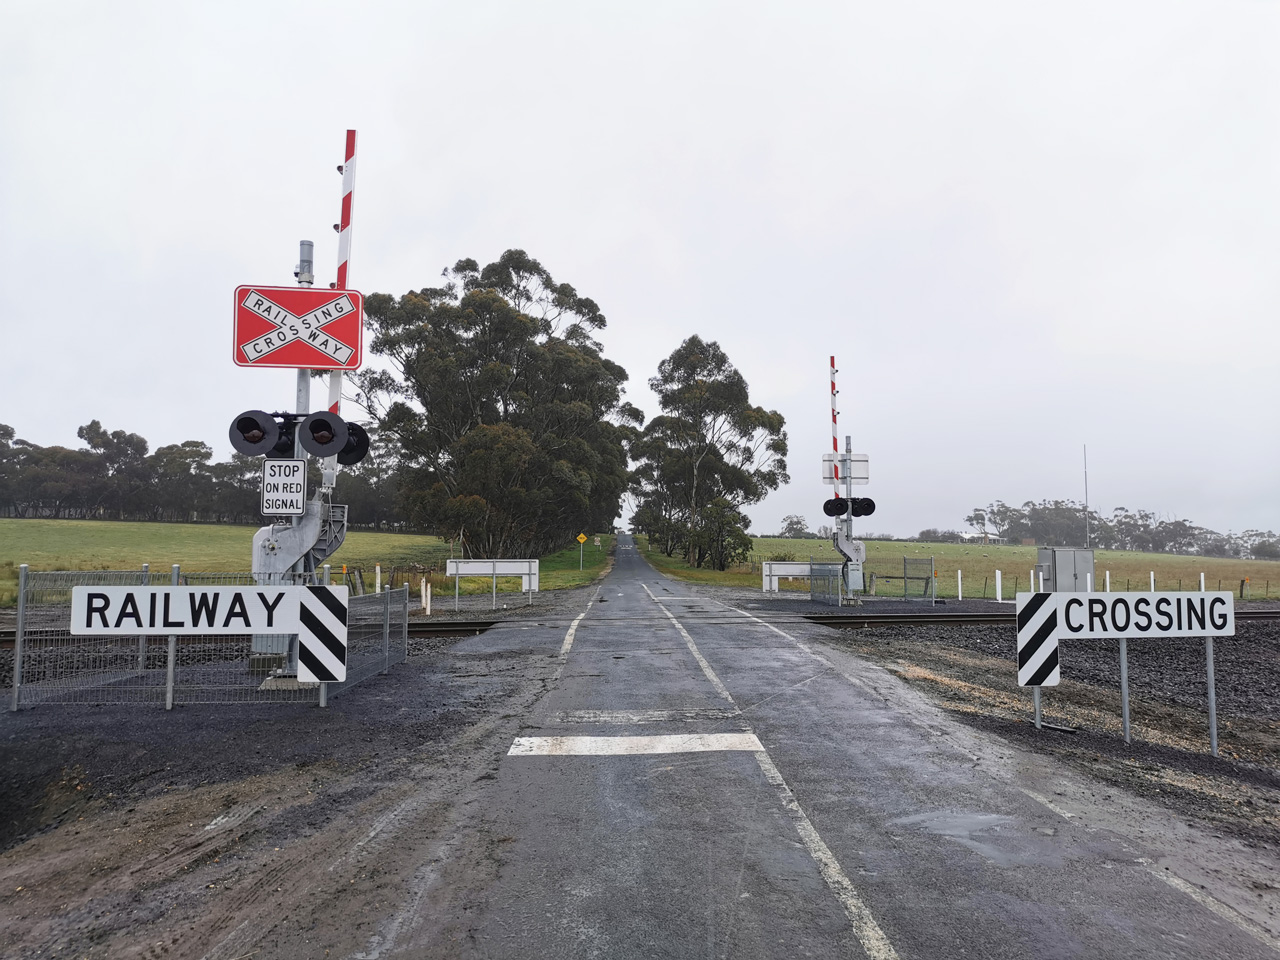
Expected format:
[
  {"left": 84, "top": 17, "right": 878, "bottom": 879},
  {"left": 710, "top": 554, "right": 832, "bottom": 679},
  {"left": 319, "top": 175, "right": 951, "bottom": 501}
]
[
  {"left": 560, "top": 611, "right": 588, "bottom": 658},
  {"left": 721, "top": 600, "right": 1275, "bottom": 956},
  {"left": 547, "top": 708, "right": 742, "bottom": 724},
  {"left": 640, "top": 585, "right": 901, "bottom": 960},
  {"left": 508, "top": 733, "right": 763, "bottom": 756},
  {"left": 641, "top": 583, "right": 734, "bottom": 702},
  {"left": 753, "top": 750, "right": 900, "bottom": 960},
  {"left": 1139, "top": 859, "right": 1280, "bottom": 952},
  {"left": 1020, "top": 788, "right": 1076, "bottom": 820}
]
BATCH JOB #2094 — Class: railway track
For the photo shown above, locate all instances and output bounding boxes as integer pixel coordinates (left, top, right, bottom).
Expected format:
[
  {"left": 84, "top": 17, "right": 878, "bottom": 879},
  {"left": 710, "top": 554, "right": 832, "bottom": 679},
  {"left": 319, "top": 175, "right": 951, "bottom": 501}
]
[{"left": 3, "top": 608, "right": 1277, "bottom": 646}]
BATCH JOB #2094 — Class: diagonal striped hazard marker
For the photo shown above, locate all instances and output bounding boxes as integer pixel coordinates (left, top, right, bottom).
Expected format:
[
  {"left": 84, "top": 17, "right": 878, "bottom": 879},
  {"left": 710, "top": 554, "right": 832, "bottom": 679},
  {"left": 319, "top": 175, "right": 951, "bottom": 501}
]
[
  {"left": 1016, "top": 592, "right": 1060, "bottom": 687},
  {"left": 298, "top": 586, "right": 348, "bottom": 682},
  {"left": 239, "top": 289, "right": 357, "bottom": 366}
]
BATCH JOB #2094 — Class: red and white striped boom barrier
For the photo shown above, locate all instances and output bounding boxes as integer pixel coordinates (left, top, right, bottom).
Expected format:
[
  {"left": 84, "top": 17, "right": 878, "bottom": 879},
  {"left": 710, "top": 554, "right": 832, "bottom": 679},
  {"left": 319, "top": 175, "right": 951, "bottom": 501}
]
[
  {"left": 830, "top": 355, "right": 839, "bottom": 483},
  {"left": 324, "top": 130, "right": 357, "bottom": 483}
]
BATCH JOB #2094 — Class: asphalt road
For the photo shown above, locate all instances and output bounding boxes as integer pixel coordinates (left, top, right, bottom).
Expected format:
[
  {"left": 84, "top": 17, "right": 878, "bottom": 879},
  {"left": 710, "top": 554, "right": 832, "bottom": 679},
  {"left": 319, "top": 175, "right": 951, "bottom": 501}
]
[{"left": 358, "top": 535, "right": 1277, "bottom": 959}]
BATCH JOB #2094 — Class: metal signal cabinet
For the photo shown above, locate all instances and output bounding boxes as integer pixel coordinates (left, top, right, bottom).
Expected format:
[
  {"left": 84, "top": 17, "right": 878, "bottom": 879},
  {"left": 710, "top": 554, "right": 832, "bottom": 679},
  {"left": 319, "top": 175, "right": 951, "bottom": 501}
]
[{"left": 1035, "top": 547, "right": 1095, "bottom": 592}]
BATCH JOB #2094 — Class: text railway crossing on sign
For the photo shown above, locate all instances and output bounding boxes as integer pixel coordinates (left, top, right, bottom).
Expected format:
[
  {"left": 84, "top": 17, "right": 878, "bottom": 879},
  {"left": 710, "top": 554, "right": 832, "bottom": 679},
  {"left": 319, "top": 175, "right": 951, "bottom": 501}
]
[{"left": 238, "top": 288, "right": 358, "bottom": 365}]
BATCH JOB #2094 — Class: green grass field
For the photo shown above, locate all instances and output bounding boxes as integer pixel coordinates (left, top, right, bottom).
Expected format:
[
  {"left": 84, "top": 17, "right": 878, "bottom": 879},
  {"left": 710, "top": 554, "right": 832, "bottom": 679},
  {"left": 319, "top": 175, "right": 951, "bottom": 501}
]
[
  {"left": 640, "top": 535, "right": 1280, "bottom": 599},
  {"left": 0, "top": 519, "right": 614, "bottom": 605}
]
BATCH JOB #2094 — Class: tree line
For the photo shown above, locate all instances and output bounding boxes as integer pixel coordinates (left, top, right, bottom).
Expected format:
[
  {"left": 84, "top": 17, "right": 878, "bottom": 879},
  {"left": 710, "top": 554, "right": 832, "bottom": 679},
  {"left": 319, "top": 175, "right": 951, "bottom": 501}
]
[
  {"left": 0, "top": 421, "right": 405, "bottom": 528},
  {"left": 3, "top": 250, "right": 785, "bottom": 567},
  {"left": 965, "top": 500, "right": 1280, "bottom": 559}
]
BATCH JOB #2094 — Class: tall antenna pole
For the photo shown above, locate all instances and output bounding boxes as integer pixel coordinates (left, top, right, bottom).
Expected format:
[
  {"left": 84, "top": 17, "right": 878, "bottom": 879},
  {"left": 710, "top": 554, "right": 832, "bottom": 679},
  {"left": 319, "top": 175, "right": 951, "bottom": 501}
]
[
  {"left": 323, "top": 129, "right": 357, "bottom": 489},
  {"left": 1083, "top": 444, "right": 1090, "bottom": 548}
]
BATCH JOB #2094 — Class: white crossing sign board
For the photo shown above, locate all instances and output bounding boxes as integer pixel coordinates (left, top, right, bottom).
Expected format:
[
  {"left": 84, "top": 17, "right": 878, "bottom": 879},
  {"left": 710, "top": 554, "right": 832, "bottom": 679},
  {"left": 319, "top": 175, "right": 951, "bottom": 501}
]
[
  {"left": 69, "top": 586, "right": 348, "bottom": 681},
  {"left": 261, "top": 459, "right": 306, "bottom": 516},
  {"left": 1017, "top": 591, "right": 1235, "bottom": 687},
  {"left": 822, "top": 452, "right": 869, "bottom": 485}
]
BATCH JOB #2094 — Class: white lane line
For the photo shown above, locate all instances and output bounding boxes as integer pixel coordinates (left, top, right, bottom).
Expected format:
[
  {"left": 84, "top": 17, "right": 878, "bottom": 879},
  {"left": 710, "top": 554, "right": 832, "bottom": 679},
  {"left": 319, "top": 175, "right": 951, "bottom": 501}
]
[
  {"left": 1139, "top": 859, "right": 1280, "bottom": 952},
  {"left": 509, "top": 733, "right": 764, "bottom": 756},
  {"left": 754, "top": 750, "right": 899, "bottom": 960},
  {"left": 547, "top": 708, "right": 742, "bottom": 724},
  {"left": 560, "top": 611, "right": 588, "bottom": 659},
  {"left": 642, "top": 583, "right": 734, "bottom": 703},
  {"left": 642, "top": 585, "right": 900, "bottom": 960}
]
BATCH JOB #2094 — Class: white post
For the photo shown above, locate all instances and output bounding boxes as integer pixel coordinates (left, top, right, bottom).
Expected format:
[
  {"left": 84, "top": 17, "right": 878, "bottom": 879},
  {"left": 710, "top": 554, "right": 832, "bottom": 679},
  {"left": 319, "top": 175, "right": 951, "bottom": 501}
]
[
  {"left": 1038, "top": 571, "right": 1044, "bottom": 592},
  {"left": 1150, "top": 570, "right": 1155, "bottom": 592},
  {"left": 957, "top": 569, "right": 962, "bottom": 601},
  {"left": 1031, "top": 569, "right": 1036, "bottom": 592},
  {"left": 421, "top": 577, "right": 427, "bottom": 610},
  {"left": 1086, "top": 572, "right": 1093, "bottom": 592},
  {"left": 426, "top": 581, "right": 432, "bottom": 615},
  {"left": 375, "top": 563, "right": 381, "bottom": 593},
  {"left": 995, "top": 569, "right": 1003, "bottom": 602},
  {"left": 1200, "top": 572, "right": 1205, "bottom": 592},
  {"left": 1106, "top": 570, "right": 1111, "bottom": 592}
]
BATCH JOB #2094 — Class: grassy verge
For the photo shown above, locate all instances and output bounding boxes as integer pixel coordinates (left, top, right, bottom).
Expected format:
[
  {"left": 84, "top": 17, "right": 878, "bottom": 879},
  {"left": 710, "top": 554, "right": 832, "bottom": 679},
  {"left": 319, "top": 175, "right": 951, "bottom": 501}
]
[
  {"left": 640, "top": 535, "right": 1280, "bottom": 600},
  {"left": 0, "top": 519, "right": 615, "bottom": 605}
]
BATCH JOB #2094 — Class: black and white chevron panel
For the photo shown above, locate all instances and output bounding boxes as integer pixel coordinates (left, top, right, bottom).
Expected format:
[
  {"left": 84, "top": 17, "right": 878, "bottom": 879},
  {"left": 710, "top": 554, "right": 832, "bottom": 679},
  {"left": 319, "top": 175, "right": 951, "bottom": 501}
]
[
  {"left": 1016, "top": 592, "right": 1060, "bottom": 687},
  {"left": 297, "top": 586, "right": 348, "bottom": 683}
]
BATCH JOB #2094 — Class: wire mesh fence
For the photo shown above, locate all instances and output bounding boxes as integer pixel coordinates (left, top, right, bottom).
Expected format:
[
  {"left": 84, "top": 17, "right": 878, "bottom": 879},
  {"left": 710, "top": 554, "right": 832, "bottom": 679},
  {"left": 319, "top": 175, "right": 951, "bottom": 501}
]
[
  {"left": 809, "top": 563, "right": 845, "bottom": 606},
  {"left": 9, "top": 566, "right": 409, "bottom": 711}
]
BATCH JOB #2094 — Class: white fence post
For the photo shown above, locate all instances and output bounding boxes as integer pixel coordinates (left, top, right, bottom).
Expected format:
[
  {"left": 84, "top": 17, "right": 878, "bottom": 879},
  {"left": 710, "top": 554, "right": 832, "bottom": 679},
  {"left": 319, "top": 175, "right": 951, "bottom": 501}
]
[
  {"left": 995, "top": 569, "right": 1003, "bottom": 602},
  {"left": 1106, "top": 570, "right": 1111, "bottom": 592},
  {"left": 1150, "top": 570, "right": 1155, "bottom": 592},
  {"left": 375, "top": 563, "right": 382, "bottom": 593},
  {"left": 957, "top": 569, "right": 962, "bottom": 601}
]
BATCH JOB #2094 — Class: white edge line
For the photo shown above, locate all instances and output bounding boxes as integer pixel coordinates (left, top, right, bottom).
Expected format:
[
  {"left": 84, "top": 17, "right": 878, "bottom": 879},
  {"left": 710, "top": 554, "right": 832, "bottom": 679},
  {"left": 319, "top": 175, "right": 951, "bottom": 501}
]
[
  {"left": 640, "top": 585, "right": 899, "bottom": 960},
  {"left": 1143, "top": 861, "right": 1280, "bottom": 952},
  {"left": 1019, "top": 788, "right": 1075, "bottom": 820},
  {"left": 754, "top": 750, "right": 900, "bottom": 960}
]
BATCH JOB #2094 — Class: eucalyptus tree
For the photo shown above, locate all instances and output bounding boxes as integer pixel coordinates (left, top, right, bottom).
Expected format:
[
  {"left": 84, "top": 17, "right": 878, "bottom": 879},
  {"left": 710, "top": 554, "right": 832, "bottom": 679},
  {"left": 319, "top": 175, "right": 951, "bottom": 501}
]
[
  {"left": 352, "top": 250, "right": 642, "bottom": 557},
  {"left": 631, "top": 336, "right": 787, "bottom": 569}
]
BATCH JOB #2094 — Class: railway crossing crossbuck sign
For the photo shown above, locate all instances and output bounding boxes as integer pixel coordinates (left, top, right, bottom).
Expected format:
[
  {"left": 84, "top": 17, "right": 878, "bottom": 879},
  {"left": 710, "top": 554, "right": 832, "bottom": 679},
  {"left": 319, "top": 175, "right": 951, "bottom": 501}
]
[{"left": 233, "top": 285, "right": 364, "bottom": 370}]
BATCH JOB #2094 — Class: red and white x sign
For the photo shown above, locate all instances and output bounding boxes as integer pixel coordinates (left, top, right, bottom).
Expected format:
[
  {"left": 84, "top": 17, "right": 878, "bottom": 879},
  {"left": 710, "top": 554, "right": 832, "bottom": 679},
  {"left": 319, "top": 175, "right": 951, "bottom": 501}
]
[{"left": 232, "top": 285, "right": 364, "bottom": 370}]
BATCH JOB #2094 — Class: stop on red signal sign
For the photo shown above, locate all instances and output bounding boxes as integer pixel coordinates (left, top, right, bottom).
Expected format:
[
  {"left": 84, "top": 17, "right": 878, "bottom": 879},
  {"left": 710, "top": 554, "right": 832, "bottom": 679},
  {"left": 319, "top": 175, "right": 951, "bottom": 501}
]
[{"left": 233, "top": 285, "right": 364, "bottom": 370}]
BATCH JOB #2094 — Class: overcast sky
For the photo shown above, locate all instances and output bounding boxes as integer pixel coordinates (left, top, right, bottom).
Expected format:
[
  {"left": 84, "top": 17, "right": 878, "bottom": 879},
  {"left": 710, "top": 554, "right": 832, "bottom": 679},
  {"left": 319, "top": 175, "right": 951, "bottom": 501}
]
[{"left": 3, "top": 1, "right": 1277, "bottom": 539}]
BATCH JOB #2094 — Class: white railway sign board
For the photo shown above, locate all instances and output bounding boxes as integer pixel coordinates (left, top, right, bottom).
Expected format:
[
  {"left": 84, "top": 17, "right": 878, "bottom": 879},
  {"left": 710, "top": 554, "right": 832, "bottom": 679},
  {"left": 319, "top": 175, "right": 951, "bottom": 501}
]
[
  {"left": 70, "top": 586, "right": 349, "bottom": 682},
  {"left": 1017, "top": 591, "right": 1234, "bottom": 688},
  {"left": 261, "top": 459, "right": 306, "bottom": 516}
]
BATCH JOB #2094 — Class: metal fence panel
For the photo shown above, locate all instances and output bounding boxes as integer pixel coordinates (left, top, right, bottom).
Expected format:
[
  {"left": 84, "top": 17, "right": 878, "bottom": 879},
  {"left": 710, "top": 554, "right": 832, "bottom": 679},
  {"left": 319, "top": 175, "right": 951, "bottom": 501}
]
[{"left": 11, "top": 569, "right": 408, "bottom": 710}]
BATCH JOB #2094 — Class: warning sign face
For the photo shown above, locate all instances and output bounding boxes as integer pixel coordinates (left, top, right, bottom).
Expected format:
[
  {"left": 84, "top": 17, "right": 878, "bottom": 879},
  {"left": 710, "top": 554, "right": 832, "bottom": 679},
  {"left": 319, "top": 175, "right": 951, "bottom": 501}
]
[{"left": 233, "top": 285, "right": 364, "bottom": 370}]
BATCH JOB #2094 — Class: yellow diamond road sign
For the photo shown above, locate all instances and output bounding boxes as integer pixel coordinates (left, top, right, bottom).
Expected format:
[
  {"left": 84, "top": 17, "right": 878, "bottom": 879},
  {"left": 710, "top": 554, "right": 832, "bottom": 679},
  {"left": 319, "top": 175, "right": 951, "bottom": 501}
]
[{"left": 577, "top": 533, "right": 587, "bottom": 543}]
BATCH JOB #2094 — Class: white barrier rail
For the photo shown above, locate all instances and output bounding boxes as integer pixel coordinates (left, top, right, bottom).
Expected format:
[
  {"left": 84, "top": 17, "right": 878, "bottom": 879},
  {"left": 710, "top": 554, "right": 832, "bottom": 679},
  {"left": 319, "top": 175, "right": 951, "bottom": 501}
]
[
  {"left": 445, "top": 559, "right": 539, "bottom": 609},
  {"left": 762, "top": 561, "right": 812, "bottom": 592}
]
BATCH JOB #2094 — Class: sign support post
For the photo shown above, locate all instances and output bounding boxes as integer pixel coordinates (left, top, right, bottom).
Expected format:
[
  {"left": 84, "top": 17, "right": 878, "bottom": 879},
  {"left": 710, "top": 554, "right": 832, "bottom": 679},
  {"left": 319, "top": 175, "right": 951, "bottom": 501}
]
[
  {"left": 1206, "top": 637, "right": 1218, "bottom": 756},
  {"left": 1119, "top": 637, "right": 1130, "bottom": 743}
]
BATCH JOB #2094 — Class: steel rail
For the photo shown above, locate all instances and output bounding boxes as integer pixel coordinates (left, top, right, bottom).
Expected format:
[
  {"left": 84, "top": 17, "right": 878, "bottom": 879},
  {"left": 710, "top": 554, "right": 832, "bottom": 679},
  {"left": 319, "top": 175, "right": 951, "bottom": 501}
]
[{"left": 4, "top": 609, "right": 1278, "bottom": 646}]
